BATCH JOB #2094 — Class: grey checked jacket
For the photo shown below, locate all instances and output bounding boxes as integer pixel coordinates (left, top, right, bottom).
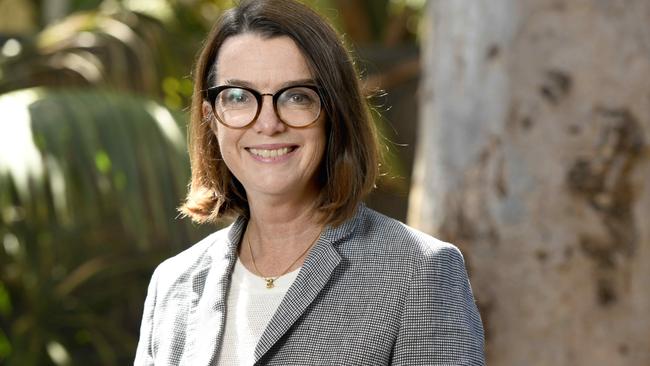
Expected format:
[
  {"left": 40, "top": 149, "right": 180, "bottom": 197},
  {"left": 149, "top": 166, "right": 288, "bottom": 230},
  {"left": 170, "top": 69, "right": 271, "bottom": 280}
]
[{"left": 135, "top": 205, "right": 485, "bottom": 365}]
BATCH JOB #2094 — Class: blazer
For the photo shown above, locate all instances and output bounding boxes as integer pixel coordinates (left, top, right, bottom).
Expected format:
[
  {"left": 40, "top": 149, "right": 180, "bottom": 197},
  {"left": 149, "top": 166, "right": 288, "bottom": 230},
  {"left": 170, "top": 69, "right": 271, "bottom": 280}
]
[{"left": 134, "top": 204, "right": 485, "bottom": 365}]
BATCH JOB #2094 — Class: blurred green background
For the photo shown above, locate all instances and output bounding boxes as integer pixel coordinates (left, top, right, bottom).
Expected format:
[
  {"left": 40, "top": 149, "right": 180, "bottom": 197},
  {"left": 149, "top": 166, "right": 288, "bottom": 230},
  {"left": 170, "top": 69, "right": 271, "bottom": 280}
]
[{"left": 0, "top": 0, "right": 424, "bottom": 364}]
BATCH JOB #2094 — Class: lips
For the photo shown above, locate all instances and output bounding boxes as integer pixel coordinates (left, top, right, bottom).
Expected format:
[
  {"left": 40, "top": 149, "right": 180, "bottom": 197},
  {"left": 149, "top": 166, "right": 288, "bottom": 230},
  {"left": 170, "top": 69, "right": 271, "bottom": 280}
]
[{"left": 246, "top": 145, "right": 298, "bottom": 159}]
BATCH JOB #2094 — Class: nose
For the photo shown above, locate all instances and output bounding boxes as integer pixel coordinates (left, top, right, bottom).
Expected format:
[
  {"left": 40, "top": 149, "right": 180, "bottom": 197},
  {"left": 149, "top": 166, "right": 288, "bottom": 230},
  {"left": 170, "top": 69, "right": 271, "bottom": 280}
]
[{"left": 252, "top": 94, "right": 286, "bottom": 135}]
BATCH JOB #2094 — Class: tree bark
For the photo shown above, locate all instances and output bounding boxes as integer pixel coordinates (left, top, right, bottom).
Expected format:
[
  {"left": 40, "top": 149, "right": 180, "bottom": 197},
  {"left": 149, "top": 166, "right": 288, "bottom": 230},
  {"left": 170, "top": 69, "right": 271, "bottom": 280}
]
[{"left": 409, "top": 1, "right": 650, "bottom": 365}]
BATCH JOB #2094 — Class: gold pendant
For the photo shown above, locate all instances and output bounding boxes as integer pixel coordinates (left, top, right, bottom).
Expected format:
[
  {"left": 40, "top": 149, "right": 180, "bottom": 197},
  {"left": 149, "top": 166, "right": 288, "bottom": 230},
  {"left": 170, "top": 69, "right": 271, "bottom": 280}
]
[{"left": 265, "top": 278, "right": 275, "bottom": 289}]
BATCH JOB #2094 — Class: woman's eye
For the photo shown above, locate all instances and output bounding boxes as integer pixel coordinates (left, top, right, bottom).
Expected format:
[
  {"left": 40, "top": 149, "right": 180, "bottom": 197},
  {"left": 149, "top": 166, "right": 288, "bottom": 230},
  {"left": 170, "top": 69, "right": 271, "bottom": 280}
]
[
  {"left": 228, "top": 91, "right": 248, "bottom": 103},
  {"left": 220, "top": 88, "right": 252, "bottom": 106},
  {"left": 282, "top": 88, "right": 317, "bottom": 106},
  {"left": 290, "top": 94, "right": 307, "bottom": 103}
]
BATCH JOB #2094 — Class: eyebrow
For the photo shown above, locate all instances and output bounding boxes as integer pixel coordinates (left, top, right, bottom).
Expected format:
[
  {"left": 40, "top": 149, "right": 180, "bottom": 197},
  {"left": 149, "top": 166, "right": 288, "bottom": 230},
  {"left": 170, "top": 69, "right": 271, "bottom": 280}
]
[{"left": 225, "top": 78, "right": 317, "bottom": 90}]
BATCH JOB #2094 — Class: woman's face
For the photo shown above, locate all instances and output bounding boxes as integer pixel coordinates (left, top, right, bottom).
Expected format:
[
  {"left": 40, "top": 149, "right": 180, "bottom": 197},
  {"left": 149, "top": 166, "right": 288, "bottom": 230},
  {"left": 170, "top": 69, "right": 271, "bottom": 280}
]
[{"left": 206, "top": 33, "right": 326, "bottom": 203}]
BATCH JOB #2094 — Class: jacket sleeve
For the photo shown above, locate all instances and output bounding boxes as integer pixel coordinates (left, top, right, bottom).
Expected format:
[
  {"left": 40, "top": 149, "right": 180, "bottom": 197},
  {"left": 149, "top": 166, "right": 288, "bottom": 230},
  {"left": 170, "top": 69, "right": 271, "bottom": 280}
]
[
  {"left": 134, "top": 266, "right": 160, "bottom": 366},
  {"left": 392, "top": 245, "right": 485, "bottom": 366}
]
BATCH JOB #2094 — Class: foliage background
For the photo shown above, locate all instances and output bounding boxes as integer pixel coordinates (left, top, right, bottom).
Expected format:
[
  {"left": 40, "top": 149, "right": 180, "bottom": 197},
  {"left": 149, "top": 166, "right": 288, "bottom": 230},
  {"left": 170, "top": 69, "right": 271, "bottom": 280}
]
[{"left": 0, "top": 0, "right": 425, "bottom": 364}]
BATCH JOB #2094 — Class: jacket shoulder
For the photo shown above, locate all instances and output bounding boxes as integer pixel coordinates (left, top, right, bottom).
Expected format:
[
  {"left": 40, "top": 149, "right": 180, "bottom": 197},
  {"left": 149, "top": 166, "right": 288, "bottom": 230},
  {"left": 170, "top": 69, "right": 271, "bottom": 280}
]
[
  {"left": 357, "top": 206, "right": 461, "bottom": 260},
  {"left": 152, "top": 225, "right": 232, "bottom": 283}
]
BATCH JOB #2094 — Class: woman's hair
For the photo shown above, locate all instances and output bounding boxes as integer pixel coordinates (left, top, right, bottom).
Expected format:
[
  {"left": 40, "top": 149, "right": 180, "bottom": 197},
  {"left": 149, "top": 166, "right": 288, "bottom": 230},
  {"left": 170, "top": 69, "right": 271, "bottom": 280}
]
[{"left": 179, "top": 0, "right": 380, "bottom": 227}]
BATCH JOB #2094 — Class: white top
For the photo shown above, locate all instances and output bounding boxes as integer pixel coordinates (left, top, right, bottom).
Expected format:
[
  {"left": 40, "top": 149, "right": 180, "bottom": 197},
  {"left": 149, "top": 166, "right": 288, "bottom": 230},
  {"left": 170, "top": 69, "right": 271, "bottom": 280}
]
[{"left": 216, "top": 258, "right": 300, "bottom": 366}]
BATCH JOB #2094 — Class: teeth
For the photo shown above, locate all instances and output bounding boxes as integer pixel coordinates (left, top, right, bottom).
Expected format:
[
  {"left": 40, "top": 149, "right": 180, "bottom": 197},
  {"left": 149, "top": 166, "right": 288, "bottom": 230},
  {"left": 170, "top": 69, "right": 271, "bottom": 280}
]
[{"left": 249, "top": 147, "right": 291, "bottom": 158}]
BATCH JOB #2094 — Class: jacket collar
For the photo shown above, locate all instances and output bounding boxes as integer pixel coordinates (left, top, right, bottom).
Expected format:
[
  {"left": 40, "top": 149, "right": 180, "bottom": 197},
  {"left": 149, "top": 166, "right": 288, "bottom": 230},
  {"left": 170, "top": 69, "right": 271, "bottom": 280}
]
[
  {"left": 187, "top": 205, "right": 365, "bottom": 365},
  {"left": 254, "top": 204, "right": 365, "bottom": 362}
]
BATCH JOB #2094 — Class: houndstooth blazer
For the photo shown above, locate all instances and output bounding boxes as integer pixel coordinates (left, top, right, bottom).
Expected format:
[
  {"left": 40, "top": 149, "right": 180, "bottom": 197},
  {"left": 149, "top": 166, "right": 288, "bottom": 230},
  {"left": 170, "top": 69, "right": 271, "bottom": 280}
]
[{"left": 134, "top": 204, "right": 485, "bottom": 365}]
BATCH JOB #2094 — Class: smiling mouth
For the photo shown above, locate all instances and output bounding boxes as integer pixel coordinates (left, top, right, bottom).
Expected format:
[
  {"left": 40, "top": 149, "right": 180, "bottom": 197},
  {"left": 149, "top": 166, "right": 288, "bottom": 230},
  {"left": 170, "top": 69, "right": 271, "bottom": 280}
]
[{"left": 247, "top": 146, "right": 297, "bottom": 158}]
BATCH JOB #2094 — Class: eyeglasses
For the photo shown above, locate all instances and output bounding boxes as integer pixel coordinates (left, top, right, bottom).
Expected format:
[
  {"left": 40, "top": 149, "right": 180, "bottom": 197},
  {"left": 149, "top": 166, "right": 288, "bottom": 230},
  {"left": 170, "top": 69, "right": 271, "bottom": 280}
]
[{"left": 204, "top": 84, "right": 323, "bottom": 128}]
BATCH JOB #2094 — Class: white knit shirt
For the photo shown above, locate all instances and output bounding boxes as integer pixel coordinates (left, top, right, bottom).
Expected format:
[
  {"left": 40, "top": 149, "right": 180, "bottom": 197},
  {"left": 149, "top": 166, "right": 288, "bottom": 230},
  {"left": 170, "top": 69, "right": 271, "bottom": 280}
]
[{"left": 216, "top": 258, "right": 300, "bottom": 366}]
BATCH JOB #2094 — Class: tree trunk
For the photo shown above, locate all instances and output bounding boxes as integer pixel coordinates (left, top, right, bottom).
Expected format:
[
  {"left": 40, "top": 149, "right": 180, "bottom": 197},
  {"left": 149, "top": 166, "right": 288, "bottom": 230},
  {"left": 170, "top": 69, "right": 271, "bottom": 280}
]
[{"left": 409, "top": 1, "right": 650, "bottom": 365}]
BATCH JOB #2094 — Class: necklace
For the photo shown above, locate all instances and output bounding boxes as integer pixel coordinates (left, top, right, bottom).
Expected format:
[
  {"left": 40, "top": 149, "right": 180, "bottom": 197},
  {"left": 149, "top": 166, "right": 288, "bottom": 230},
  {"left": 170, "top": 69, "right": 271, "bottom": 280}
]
[{"left": 247, "top": 228, "right": 321, "bottom": 289}]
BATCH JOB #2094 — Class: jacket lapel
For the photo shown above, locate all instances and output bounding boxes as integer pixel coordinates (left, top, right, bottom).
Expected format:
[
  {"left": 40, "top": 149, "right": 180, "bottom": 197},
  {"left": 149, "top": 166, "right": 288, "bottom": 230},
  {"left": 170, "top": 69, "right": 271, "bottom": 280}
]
[
  {"left": 254, "top": 209, "right": 362, "bottom": 362},
  {"left": 184, "top": 218, "right": 245, "bottom": 365}
]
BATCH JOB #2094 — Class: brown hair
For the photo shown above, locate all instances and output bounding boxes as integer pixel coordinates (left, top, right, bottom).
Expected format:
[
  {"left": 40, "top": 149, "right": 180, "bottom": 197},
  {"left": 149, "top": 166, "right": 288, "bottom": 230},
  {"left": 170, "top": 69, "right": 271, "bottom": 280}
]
[{"left": 179, "top": 0, "right": 380, "bottom": 227}]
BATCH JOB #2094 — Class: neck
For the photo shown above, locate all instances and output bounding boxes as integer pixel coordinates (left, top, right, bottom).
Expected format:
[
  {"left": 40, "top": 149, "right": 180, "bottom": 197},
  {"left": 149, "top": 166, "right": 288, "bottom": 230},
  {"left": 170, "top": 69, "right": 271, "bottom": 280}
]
[
  {"left": 246, "top": 183, "right": 323, "bottom": 241},
  {"left": 239, "top": 191, "right": 324, "bottom": 277},
  {"left": 247, "top": 199, "right": 322, "bottom": 251}
]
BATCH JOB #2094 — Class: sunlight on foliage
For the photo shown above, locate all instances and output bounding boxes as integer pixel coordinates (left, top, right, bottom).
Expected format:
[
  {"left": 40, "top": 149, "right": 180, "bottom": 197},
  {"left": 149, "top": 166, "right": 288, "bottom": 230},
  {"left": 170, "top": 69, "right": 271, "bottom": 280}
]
[
  {"left": 145, "top": 101, "right": 186, "bottom": 151},
  {"left": 122, "top": 0, "right": 174, "bottom": 22},
  {"left": 0, "top": 88, "right": 213, "bottom": 365},
  {"left": 0, "top": 90, "right": 44, "bottom": 202},
  {"left": 46, "top": 341, "right": 71, "bottom": 366}
]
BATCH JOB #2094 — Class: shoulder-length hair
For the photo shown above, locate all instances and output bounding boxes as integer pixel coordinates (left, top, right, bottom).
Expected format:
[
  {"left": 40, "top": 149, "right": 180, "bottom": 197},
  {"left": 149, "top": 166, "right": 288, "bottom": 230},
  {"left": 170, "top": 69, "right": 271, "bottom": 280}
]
[{"left": 179, "top": 0, "right": 380, "bottom": 227}]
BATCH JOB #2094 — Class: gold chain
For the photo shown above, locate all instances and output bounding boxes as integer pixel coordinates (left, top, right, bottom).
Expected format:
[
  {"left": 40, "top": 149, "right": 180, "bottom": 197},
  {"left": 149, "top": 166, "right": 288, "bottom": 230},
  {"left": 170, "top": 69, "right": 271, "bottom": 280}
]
[{"left": 247, "top": 228, "right": 321, "bottom": 289}]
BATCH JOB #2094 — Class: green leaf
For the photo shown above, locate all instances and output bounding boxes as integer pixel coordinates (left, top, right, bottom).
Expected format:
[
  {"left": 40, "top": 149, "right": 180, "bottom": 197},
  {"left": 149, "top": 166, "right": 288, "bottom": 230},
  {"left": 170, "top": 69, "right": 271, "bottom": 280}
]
[
  {"left": 0, "top": 281, "right": 12, "bottom": 316},
  {"left": 0, "top": 87, "right": 215, "bottom": 365},
  {"left": 94, "top": 150, "right": 111, "bottom": 174},
  {"left": 0, "top": 327, "right": 11, "bottom": 360}
]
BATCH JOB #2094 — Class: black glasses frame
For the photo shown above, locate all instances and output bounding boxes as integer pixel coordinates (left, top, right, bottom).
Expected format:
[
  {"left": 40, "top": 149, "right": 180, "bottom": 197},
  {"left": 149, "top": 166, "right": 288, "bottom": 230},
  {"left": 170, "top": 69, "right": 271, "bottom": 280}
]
[{"left": 204, "top": 84, "right": 324, "bottom": 129}]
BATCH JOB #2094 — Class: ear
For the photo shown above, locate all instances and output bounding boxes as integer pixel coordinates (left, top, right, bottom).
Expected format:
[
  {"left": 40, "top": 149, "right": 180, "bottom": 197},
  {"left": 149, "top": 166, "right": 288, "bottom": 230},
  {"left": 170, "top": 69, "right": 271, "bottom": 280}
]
[{"left": 202, "top": 101, "right": 218, "bottom": 134}]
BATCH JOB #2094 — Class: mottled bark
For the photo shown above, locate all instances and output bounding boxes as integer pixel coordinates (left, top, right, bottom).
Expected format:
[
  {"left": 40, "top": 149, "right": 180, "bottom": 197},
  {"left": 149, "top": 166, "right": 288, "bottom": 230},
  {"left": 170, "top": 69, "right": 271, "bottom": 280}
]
[{"left": 409, "top": 1, "right": 650, "bottom": 365}]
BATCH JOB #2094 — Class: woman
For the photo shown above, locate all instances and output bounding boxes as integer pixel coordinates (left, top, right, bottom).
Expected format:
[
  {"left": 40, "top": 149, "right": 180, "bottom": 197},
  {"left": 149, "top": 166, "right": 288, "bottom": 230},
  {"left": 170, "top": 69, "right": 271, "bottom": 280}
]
[{"left": 135, "top": 0, "right": 485, "bottom": 365}]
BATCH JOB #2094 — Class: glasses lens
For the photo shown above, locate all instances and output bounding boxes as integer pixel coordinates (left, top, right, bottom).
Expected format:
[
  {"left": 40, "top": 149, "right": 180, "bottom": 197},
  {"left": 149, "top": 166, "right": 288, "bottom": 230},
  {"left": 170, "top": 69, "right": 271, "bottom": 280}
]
[
  {"left": 277, "top": 87, "right": 321, "bottom": 126},
  {"left": 214, "top": 87, "right": 257, "bottom": 127}
]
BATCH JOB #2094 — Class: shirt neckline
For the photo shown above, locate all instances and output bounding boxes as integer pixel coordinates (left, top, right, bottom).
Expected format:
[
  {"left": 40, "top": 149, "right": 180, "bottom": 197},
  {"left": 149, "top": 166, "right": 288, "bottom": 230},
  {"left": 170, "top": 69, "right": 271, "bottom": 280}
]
[{"left": 233, "top": 257, "right": 301, "bottom": 292}]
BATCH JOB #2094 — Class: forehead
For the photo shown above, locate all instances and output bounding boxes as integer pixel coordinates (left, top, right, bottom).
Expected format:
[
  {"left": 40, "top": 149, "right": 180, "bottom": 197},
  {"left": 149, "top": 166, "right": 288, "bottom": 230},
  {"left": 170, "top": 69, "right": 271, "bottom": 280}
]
[{"left": 215, "top": 33, "right": 313, "bottom": 87}]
